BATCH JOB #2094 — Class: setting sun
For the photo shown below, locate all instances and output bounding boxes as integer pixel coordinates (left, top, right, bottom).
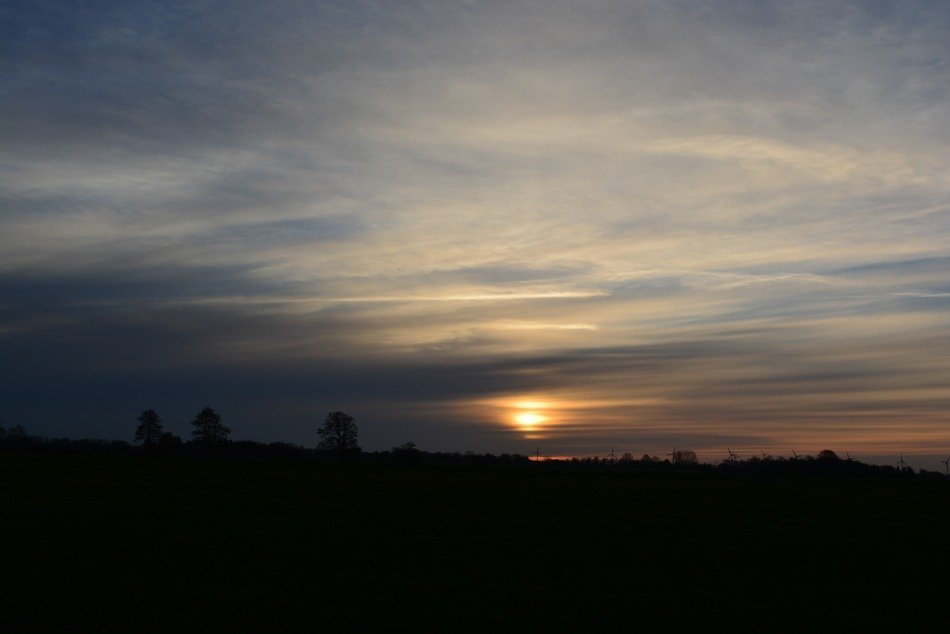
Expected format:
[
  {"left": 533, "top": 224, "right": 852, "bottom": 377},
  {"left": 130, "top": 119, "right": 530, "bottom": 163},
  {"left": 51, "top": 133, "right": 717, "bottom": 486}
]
[{"left": 514, "top": 412, "right": 546, "bottom": 427}]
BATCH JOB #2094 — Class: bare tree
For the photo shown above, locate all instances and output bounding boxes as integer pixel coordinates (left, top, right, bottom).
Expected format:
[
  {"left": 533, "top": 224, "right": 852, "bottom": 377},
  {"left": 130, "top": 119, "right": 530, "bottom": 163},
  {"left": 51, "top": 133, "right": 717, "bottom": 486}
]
[
  {"left": 134, "top": 409, "right": 164, "bottom": 446},
  {"left": 670, "top": 449, "right": 699, "bottom": 465},
  {"left": 317, "top": 411, "right": 360, "bottom": 456}
]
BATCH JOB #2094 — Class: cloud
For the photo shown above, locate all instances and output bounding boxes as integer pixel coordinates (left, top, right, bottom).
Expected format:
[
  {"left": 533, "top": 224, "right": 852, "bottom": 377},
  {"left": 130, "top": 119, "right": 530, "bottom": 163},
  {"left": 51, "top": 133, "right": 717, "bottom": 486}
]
[
  {"left": 2, "top": 0, "right": 950, "bottom": 459},
  {"left": 644, "top": 135, "right": 936, "bottom": 187},
  {"left": 894, "top": 291, "right": 950, "bottom": 298}
]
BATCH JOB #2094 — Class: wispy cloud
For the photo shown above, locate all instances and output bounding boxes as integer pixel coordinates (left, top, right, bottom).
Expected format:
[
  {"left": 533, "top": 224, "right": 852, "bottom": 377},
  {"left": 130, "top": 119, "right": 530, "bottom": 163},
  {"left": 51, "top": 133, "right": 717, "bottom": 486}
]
[
  {"left": 893, "top": 291, "right": 950, "bottom": 298},
  {"left": 2, "top": 0, "right": 950, "bottom": 461}
]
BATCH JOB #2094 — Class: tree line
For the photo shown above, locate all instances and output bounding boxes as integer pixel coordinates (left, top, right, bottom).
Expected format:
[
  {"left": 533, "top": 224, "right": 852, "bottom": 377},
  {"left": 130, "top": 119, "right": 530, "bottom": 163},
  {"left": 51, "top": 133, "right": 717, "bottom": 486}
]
[
  {"left": 2, "top": 415, "right": 948, "bottom": 478},
  {"left": 133, "top": 406, "right": 233, "bottom": 453},
  {"left": 131, "top": 407, "right": 361, "bottom": 456}
]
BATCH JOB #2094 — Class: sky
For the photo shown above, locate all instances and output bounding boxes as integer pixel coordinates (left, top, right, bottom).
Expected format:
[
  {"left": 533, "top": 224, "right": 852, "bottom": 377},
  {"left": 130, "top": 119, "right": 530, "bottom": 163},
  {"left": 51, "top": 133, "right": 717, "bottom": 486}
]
[{"left": 2, "top": 0, "right": 949, "bottom": 467}]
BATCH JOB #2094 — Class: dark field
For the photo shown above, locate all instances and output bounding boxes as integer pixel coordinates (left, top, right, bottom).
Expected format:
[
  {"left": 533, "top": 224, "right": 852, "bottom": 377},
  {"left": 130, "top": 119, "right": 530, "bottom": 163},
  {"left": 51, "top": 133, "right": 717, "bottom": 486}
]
[{"left": 4, "top": 452, "right": 949, "bottom": 630}]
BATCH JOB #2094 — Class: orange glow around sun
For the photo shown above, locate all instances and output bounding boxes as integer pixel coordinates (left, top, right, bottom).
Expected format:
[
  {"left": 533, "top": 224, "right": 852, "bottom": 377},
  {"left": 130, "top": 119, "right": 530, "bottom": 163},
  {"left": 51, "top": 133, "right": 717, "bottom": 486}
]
[
  {"left": 514, "top": 412, "right": 546, "bottom": 427},
  {"left": 483, "top": 394, "right": 658, "bottom": 437},
  {"left": 507, "top": 397, "right": 557, "bottom": 435},
  {"left": 474, "top": 394, "right": 599, "bottom": 437}
]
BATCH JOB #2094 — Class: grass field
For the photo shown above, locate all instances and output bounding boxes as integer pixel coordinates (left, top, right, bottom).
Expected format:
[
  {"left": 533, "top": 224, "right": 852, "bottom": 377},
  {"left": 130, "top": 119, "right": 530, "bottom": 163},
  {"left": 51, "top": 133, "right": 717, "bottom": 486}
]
[{"left": 3, "top": 451, "right": 949, "bottom": 630}]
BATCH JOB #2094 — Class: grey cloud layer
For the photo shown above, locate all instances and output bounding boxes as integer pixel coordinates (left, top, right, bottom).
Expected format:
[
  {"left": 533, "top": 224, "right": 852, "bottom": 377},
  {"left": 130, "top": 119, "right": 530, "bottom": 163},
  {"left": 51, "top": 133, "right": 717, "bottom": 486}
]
[{"left": 2, "top": 0, "right": 949, "bottom": 458}]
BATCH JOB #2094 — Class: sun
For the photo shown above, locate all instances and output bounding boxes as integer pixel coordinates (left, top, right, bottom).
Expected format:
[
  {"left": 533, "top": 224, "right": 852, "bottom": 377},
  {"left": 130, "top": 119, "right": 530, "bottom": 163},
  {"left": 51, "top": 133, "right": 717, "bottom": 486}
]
[{"left": 514, "top": 412, "right": 546, "bottom": 427}]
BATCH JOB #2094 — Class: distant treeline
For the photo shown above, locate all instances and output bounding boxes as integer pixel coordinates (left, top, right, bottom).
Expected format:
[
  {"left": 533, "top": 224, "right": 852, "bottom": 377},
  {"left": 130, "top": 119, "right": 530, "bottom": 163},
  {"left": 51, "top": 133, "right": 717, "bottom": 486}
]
[
  {"left": 0, "top": 432, "right": 531, "bottom": 466},
  {"left": 565, "top": 450, "right": 949, "bottom": 480},
  {"left": 1, "top": 430, "right": 947, "bottom": 479}
]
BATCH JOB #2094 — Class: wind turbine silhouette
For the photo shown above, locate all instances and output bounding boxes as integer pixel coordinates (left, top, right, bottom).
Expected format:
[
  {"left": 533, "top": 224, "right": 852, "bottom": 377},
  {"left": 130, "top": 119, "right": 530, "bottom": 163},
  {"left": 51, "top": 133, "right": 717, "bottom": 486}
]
[
  {"left": 897, "top": 453, "right": 907, "bottom": 470},
  {"left": 532, "top": 447, "right": 542, "bottom": 461},
  {"left": 845, "top": 451, "right": 853, "bottom": 461},
  {"left": 791, "top": 450, "right": 800, "bottom": 459},
  {"left": 941, "top": 456, "right": 949, "bottom": 475},
  {"left": 726, "top": 447, "right": 739, "bottom": 462},
  {"left": 605, "top": 447, "right": 617, "bottom": 462},
  {"left": 667, "top": 447, "right": 677, "bottom": 463}
]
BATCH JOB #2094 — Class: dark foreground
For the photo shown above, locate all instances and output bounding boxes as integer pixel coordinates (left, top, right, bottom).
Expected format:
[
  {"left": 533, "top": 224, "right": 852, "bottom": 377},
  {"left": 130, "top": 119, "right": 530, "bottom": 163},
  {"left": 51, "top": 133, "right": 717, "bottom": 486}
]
[{"left": 3, "top": 452, "right": 949, "bottom": 631}]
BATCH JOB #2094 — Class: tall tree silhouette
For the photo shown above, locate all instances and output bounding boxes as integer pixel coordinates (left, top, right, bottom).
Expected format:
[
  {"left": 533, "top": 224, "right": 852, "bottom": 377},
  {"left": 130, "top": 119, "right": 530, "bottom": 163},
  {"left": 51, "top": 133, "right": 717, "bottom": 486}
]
[
  {"left": 134, "top": 409, "right": 163, "bottom": 445},
  {"left": 191, "top": 407, "right": 230, "bottom": 450},
  {"left": 317, "top": 411, "right": 359, "bottom": 456}
]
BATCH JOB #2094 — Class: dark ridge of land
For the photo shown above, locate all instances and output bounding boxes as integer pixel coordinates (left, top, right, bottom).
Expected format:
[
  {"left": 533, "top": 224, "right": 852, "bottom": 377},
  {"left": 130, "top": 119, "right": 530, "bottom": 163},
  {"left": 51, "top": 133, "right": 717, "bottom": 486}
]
[
  {"left": 3, "top": 451, "right": 949, "bottom": 631},
  {"left": 3, "top": 435, "right": 946, "bottom": 479}
]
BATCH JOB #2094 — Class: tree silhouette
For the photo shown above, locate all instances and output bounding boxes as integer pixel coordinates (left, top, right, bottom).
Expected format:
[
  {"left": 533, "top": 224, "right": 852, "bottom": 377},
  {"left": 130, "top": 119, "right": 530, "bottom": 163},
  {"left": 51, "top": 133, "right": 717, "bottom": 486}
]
[
  {"left": 392, "top": 441, "right": 420, "bottom": 463},
  {"left": 191, "top": 407, "right": 230, "bottom": 450},
  {"left": 317, "top": 411, "right": 360, "bottom": 456},
  {"left": 817, "top": 449, "right": 840, "bottom": 461},
  {"left": 159, "top": 431, "right": 183, "bottom": 452},
  {"left": 134, "top": 409, "right": 164, "bottom": 445},
  {"left": 0, "top": 421, "right": 5, "bottom": 441},
  {"left": 395, "top": 441, "right": 417, "bottom": 452},
  {"left": 670, "top": 449, "right": 698, "bottom": 465},
  {"left": 4, "top": 424, "right": 27, "bottom": 447}
]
